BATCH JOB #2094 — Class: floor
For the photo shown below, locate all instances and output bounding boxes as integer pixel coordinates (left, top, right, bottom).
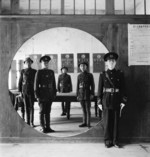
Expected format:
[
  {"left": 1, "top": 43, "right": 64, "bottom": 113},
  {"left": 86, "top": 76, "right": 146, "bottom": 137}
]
[
  {"left": 0, "top": 143, "right": 150, "bottom": 157},
  {"left": 17, "top": 102, "right": 100, "bottom": 137}
]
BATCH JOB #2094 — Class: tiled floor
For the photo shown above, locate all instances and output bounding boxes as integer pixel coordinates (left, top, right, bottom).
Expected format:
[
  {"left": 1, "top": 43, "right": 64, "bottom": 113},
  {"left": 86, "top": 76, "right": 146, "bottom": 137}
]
[{"left": 0, "top": 143, "right": 150, "bottom": 157}]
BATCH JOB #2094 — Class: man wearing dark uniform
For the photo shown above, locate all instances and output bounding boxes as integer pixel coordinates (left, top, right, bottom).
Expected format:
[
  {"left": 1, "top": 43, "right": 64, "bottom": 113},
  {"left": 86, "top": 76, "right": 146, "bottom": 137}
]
[
  {"left": 57, "top": 66, "right": 72, "bottom": 119},
  {"left": 76, "top": 62, "right": 95, "bottom": 128},
  {"left": 97, "top": 52, "right": 127, "bottom": 148},
  {"left": 18, "top": 57, "right": 36, "bottom": 127},
  {"left": 34, "top": 55, "right": 56, "bottom": 133}
]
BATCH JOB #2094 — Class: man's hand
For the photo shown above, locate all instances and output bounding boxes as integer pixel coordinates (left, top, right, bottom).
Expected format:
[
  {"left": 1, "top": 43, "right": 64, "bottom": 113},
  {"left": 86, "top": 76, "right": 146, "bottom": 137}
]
[
  {"left": 120, "top": 103, "right": 125, "bottom": 110},
  {"left": 98, "top": 104, "right": 102, "bottom": 111}
]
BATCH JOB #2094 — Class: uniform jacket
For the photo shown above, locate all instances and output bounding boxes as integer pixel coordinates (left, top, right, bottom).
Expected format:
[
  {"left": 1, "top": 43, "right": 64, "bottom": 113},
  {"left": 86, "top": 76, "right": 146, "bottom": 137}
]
[
  {"left": 97, "top": 69, "right": 127, "bottom": 109},
  {"left": 34, "top": 69, "right": 56, "bottom": 101},
  {"left": 76, "top": 71, "right": 95, "bottom": 101},
  {"left": 18, "top": 68, "right": 36, "bottom": 98},
  {"left": 57, "top": 73, "right": 72, "bottom": 93}
]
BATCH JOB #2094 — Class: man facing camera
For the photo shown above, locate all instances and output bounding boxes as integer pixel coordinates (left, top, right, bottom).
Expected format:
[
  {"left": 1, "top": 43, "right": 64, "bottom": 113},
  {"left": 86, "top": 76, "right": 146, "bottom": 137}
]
[
  {"left": 57, "top": 66, "right": 72, "bottom": 119},
  {"left": 34, "top": 55, "right": 56, "bottom": 133},
  {"left": 97, "top": 52, "right": 127, "bottom": 148},
  {"left": 76, "top": 62, "right": 95, "bottom": 128},
  {"left": 18, "top": 57, "right": 36, "bottom": 127}
]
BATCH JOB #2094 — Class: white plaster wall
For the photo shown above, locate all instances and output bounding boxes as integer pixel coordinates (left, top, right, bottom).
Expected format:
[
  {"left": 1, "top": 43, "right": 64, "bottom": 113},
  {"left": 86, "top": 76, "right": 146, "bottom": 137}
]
[{"left": 12, "top": 27, "right": 108, "bottom": 92}]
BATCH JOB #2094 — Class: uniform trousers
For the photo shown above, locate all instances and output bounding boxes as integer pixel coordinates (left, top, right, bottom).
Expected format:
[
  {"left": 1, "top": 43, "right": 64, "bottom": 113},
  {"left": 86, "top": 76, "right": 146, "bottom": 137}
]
[
  {"left": 61, "top": 102, "right": 71, "bottom": 115},
  {"left": 22, "top": 94, "right": 34, "bottom": 125},
  {"left": 80, "top": 100, "right": 91, "bottom": 126},
  {"left": 103, "top": 109, "right": 120, "bottom": 145},
  {"left": 39, "top": 100, "right": 52, "bottom": 129}
]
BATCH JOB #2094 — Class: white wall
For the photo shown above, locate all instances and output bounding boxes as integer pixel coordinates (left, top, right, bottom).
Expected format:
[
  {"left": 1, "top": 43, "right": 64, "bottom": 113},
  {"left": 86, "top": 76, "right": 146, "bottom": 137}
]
[{"left": 11, "top": 27, "right": 108, "bottom": 92}]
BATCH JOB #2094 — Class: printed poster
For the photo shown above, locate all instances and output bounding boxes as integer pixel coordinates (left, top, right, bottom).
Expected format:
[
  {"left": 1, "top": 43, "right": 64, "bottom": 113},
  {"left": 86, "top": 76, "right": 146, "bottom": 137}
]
[
  {"left": 48, "top": 54, "right": 58, "bottom": 73},
  {"left": 61, "top": 54, "right": 74, "bottom": 73},
  {"left": 128, "top": 24, "right": 150, "bottom": 65},
  {"left": 93, "top": 53, "right": 105, "bottom": 73}
]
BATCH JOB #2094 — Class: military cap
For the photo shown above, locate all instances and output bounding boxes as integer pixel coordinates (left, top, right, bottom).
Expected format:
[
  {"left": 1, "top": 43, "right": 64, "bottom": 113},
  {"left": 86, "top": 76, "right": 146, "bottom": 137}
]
[
  {"left": 24, "top": 57, "right": 33, "bottom": 64},
  {"left": 78, "top": 61, "right": 88, "bottom": 67},
  {"left": 40, "top": 55, "right": 51, "bottom": 63},
  {"left": 61, "top": 66, "right": 68, "bottom": 71},
  {"left": 104, "top": 52, "right": 118, "bottom": 61}
]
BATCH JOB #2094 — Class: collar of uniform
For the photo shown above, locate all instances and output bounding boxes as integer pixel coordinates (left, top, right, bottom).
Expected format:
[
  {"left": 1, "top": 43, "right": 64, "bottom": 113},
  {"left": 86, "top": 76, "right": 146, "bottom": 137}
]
[{"left": 107, "top": 69, "right": 116, "bottom": 73}]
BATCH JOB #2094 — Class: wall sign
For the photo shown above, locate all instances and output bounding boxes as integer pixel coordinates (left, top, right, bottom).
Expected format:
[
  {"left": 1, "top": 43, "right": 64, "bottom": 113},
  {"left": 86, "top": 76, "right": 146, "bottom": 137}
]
[
  {"left": 93, "top": 53, "right": 105, "bottom": 72},
  {"left": 61, "top": 54, "right": 74, "bottom": 73},
  {"left": 48, "top": 54, "right": 58, "bottom": 73},
  {"left": 128, "top": 24, "right": 150, "bottom": 66}
]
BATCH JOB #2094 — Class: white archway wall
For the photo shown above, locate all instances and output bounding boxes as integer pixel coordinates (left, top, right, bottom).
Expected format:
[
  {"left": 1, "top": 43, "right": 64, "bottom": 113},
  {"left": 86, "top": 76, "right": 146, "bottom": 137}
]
[{"left": 11, "top": 27, "right": 108, "bottom": 92}]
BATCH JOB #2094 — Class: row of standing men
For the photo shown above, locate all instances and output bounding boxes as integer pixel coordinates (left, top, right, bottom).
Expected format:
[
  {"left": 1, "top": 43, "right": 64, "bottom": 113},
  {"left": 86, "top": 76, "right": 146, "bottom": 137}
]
[{"left": 18, "top": 52, "right": 127, "bottom": 148}]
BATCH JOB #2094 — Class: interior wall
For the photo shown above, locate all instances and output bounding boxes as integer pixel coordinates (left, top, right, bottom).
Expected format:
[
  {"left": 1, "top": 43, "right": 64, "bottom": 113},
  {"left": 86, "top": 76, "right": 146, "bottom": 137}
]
[
  {"left": 0, "top": 16, "right": 150, "bottom": 142},
  {"left": 10, "top": 27, "right": 108, "bottom": 91}
]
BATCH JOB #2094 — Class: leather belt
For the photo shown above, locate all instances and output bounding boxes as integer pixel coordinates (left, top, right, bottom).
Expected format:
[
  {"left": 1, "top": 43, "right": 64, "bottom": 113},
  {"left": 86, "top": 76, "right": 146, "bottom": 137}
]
[
  {"left": 103, "top": 88, "right": 119, "bottom": 93},
  {"left": 40, "top": 84, "right": 52, "bottom": 88}
]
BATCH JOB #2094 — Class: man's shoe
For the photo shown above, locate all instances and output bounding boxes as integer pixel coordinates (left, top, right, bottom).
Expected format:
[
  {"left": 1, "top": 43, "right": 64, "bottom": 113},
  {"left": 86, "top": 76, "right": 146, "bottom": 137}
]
[
  {"left": 67, "top": 114, "right": 70, "bottom": 120},
  {"left": 31, "top": 123, "right": 35, "bottom": 127},
  {"left": 40, "top": 128, "right": 46, "bottom": 133},
  {"left": 61, "top": 113, "right": 66, "bottom": 116},
  {"left": 105, "top": 141, "right": 113, "bottom": 148},
  {"left": 46, "top": 127, "right": 55, "bottom": 133},
  {"left": 79, "top": 123, "right": 87, "bottom": 127},
  {"left": 113, "top": 143, "right": 121, "bottom": 148}
]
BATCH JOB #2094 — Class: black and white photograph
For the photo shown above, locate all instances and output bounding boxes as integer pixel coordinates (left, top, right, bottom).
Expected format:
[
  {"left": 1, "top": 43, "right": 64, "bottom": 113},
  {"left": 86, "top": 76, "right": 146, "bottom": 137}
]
[{"left": 0, "top": 0, "right": 150, "bottom": 157}]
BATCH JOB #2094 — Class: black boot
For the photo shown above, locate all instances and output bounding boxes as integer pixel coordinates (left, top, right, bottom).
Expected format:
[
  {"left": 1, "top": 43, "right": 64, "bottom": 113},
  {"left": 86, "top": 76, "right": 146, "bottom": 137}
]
[{"left": 45, "top": 114, "right": 55, "bottom": 133}]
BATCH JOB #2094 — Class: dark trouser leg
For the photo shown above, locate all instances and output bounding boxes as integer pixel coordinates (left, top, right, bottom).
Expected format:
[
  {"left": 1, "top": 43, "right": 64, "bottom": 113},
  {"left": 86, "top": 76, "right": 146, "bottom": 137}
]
[
  {"left": 85, "top": 101, "right": 91, "bottom": 127},
  {"left": 45, "top": 101, "right": 52, "bottom": 129},
  {"left": 23, "top": 94, "right": 30, "bottom": 125},
  {"left": 39, "top": 101, "right": 45, "bottom": 129},
  {"left": 29, "top": 97, "right": 34, "bottom": 125},
  {"left": 113, "top": 109, "right": 120, "bottom": 145},
  {"left": 103, "top": 109, "right": 114, "bottom": 145},
  {"left": 80, "top": 101, "right": 87, "bottom": 124},
  {"left": 61, "top": 102, "right": 66, "bottom": 114},
  {"left": 21, "top": 102, "right": 25, "bottom": 120},
  {"left": 66, "top": 101, "right": 71, "bottom": 119}
]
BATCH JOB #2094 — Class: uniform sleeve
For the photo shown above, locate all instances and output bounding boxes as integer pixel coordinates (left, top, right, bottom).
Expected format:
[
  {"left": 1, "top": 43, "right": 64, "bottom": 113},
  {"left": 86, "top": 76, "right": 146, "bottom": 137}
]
[
  {"left": 97, "top": 72, "right": 104, "bottom": 104},
  {"left": 57, "top": 75, "right": 61, "bottom": 92},
  {"left": 120, "top": 71, "right": 127, "bottom": 104},
  {"left": 76, "top": 75, "right": 79, "bottom": 97},
  {"left": 34, "top": 70, "right": 40, "bottom": 99},
  {"left": 69, "top": 75, "right": 73, "bottom": 92},
  {"left": 52, "top": 71, "right": 57, "bottom": 93},
  {"left": 90, "top": 74, "right": 95, "bottom": 96},
  {"left": 18, "top": 70, "right": 23, "bottom": 92}
]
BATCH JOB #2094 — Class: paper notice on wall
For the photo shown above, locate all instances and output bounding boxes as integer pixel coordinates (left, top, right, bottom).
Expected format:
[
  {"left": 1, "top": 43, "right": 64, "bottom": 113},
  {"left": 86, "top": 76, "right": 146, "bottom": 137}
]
[{"left": 128, "top": 24, "right": 150, "bottom": 66}]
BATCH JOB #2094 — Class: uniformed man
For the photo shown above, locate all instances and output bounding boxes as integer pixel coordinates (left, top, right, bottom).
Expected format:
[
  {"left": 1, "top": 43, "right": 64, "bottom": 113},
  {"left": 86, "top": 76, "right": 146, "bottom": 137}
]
[
  {"left": 18, "top": 57, "right": 37, "bottom": 127},
  {"left": 76, "top": 62, "right": 95, "bottom": 128},
  {"left": 97, "top": 52, "right": 127, "bottom": 148},
  {"left": 34, "top": 55, "right": 57, "bottom": 133},
  {"left": 57, "top": 66, "right": 72, "bottom": 119}
]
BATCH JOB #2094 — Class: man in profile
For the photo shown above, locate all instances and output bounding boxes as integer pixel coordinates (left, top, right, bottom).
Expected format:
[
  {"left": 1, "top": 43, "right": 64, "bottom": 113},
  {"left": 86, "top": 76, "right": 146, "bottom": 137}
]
[
  {"left": 18, "top": 57, "right": 36, "bottom": 127},
  {"left": 34, "top": 55, "right": 56, "bottom": 133}
]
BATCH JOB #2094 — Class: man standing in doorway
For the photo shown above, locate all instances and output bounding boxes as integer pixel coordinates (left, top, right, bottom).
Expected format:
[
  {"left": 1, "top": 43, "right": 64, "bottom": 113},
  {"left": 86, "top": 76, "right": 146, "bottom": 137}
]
[
  {"left": 57, "top": 66, "right": 72, "bottom": 119},
  {"left": 34, "top": 55, "right": 56, "bottom": 133},
  {"left": 18, "top": 57, "right": 36, "bottom": 127},
  {"left": 76, "top": 62, "right": 95, "bottom": 128},
  {"left": 97, "top": 52, "right": 127, "bottom": 148}
]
